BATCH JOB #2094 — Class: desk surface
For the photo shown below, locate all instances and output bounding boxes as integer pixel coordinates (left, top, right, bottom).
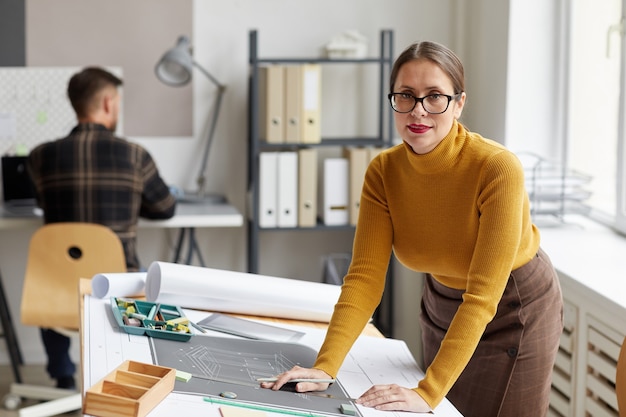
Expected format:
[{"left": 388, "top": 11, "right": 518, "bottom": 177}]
[{"left": 0, "top": 201, "right": 243, "bottom": 230}]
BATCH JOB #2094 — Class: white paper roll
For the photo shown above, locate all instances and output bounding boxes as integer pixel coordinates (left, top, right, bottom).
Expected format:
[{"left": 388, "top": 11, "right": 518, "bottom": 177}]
[
  {"left": 145, "top": 262, "right": 341, "bottom": 322},
  {"left": 91, "top": 272, "right": 147, "bottom": 299}
]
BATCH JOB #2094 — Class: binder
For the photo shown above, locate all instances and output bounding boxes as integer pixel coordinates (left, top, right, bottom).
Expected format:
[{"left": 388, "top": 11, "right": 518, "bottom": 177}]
[
  {"left": 368, "top": 146, "right": 384, "bottom": 162},
  {"left": 320, "top": 158, "right": 349, "bottom": 226},
  {"left": 277, "top": 151, "right": 298, "bottom": 228},
  {"left": 297, "top": 148, "right": 318, "bottom": 227},
  {"left": 301, "top": 64, "right": 321, "bottom": 144},
  {"left": 258, "top": 65, "right": 285, "bottom": 143},
  {"left": 284, "top": 65, "right": 303, "bottom": 143},
  {"left": 285, "top": 64, "right": 321, "bottom": 144},
  {"left": 344, "top": 147, "right": 369, "bottom": 226},
  {"left": 259, "top": 152, "right": 278, "bottom": 228}
]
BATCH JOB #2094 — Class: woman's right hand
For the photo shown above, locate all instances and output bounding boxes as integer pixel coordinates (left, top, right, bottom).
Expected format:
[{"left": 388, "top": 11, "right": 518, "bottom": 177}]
[{"left": 259, "top": 365, "right": 333, "bottom": 393}]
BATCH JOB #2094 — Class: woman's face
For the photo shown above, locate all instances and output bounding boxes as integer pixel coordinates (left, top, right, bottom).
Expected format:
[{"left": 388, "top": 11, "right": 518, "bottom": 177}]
[{"left": 392, "top": 59, "right": 465, "bottom": 154}]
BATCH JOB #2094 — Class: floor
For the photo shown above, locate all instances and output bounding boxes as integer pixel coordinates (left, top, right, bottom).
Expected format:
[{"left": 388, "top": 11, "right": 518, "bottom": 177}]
[{"left": 0, "top": 365, "right": 81, "bottom": 417}]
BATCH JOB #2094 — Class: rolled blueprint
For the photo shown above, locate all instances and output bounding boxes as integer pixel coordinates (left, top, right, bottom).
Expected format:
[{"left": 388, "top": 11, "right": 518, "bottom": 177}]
[
  {"left": 91, "top": 272, "right": 147, "bottom": 299},
  {"left": 145, "top": 262, "right": 341, "bottom": 322}
]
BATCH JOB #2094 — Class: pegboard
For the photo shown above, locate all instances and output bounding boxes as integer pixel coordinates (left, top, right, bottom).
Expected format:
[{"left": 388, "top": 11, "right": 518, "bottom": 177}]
[{"left": 0, "top": 67, "right": 122, "bottom": 156}]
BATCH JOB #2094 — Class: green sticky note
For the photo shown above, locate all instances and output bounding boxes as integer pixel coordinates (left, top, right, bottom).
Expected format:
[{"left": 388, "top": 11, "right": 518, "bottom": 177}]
[
  {"left": 340, "top": 403, "right": 356, "bottom": 415},
  {"left": 176, "top": 370, "right": 192, "bottom": 382}
]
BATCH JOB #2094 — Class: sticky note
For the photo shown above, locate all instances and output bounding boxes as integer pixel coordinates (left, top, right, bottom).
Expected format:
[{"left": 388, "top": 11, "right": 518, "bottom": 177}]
[
  {"left": 340, "top": 403, "right": 356, "bottom": 415},
  {"left": 175, "top": 370, "right": 192, "bottom": 382}
]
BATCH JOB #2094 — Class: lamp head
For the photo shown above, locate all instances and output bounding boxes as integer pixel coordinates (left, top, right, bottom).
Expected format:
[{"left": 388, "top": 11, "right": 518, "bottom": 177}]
[{"left": 155, "top": 36, "right": 194, "bottom": 86}]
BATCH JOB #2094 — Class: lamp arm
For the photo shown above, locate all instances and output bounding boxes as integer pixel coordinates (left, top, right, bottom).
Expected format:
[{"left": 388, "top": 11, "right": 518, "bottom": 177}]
[
  {"left": 196, "top": 84, "right": 226, "bottom": 195},
  {"left": 193, "top": 61, "right": 225, "bottom": 89}
]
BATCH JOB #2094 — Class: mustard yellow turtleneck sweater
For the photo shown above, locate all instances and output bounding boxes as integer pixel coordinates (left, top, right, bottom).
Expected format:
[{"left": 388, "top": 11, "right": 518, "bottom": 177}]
[{"left": 313, "top": 120, "right": 540, "bottom": 409}]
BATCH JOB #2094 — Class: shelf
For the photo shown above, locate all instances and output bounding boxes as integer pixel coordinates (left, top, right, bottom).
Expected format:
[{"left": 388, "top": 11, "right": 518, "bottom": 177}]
[{"left": 246, "top": 29, "right": 395, "bottom": 336}]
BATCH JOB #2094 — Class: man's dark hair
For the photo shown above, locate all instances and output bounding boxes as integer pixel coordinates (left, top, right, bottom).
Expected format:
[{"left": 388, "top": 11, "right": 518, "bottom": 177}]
[{"left": 67, "top": 67, "right": 123, "bottom": 118}]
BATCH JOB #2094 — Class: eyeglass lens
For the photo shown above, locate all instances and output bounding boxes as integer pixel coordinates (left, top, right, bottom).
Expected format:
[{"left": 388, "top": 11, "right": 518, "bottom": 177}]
[{"left": 389, "top": 94, "right": 452, "bottom": 114}]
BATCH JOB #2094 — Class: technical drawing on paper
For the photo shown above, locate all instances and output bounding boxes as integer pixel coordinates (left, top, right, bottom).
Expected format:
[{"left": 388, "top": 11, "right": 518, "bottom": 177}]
[{"left": 150, "top": 335, "right": 357, "bottom": 416}]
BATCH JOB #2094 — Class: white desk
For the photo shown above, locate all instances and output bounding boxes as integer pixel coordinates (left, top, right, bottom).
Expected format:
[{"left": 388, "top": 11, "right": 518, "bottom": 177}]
[
  {"left": 82, "top": 289, "right": 463, "bottom": 417},
  {"left": 0, "top": 201, "right": 243, "bottom": 229},
  {"left": 0, "top": 201, "right": 244, "bottom": 266}
]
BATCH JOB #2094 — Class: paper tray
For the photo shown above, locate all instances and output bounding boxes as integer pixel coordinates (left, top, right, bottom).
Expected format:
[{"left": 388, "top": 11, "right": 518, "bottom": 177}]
[{"left": 83, "top": 360, "right": 175, "bottom": 417}]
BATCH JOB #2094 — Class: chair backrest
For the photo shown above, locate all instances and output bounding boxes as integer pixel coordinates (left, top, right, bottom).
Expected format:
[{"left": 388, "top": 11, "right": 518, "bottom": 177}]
[
  {"left": 20, "top": 222, "right": 127, "bottom": 330},
  {"left": 618, "top": 336, "right": 626, "bottom": 416}
]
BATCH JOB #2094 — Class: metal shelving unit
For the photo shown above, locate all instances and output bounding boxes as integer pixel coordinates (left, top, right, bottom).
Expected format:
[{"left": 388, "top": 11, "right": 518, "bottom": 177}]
[{"left": 246, "top": 29, "right": 395, "bottom": 335}]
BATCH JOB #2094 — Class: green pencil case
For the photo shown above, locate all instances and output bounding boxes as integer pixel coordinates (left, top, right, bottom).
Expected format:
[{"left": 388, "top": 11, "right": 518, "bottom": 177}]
[{"left": 110, "top": 297, "right": 192, "bottom": 342}]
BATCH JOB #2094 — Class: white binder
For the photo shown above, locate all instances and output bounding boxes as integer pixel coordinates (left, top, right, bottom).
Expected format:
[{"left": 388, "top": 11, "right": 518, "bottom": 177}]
[
  {"left": 259, "top": 152, "right": 278, "bottom": 228},
  {"left": 320, "top": 158, "right": 349, "bottom": 226},
  {"left": 277, "top": 151, "right": 298, "bottom": 228}
]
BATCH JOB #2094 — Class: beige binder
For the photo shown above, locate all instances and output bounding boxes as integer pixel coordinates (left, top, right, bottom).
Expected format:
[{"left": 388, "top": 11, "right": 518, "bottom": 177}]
[
  {"left": 298, "top": 148, "right": 318, "bottom": 227},
  {"left": 284, "top": 65, "right": 303, "bottom": 143},
  {"left": 259, "top": 65, "right": 285, "bottom": 143},
  {"left": 344, "top": 147, "right": 369, "bottom": 226},
  {"left": 368, "top": 146, "right": 385, "bottom": 162},
  {"left": 301, "top": 64, "right": 321, "bottom": 144}
]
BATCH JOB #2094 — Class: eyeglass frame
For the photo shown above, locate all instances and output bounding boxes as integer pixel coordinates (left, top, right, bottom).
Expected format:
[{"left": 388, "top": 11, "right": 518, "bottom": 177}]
[{"left": 387, "top": 92, "right": 463, "bottom": 114}]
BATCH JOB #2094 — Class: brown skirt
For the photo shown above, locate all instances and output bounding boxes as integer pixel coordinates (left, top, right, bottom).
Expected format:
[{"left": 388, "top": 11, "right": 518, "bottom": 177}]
[{"left": 420, "top": 248, "right": 563, "bottom": 417}]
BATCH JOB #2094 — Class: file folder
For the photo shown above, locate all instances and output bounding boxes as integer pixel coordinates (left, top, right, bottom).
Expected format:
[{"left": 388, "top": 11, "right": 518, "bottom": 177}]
[
  {"left": 284, "top": 65, "right": 303, "bottom": 143},
  {"left": 284, "top": 64, "right": 321, "bottom": 144},
  {"left": 258, "top": 65, "right": 285, "bottom": 143},
  {"left": 297, "top": 148, "right": 318, "bottom": 227},
  {"left": 320, "top": 158, "right": 349, "bottom": 226},
  {"left": 301, "top": 64, "right": 321, "bottom": 144},
  {"left": 259, "top": 152, "right": 278, "bottom": 228},
  {"left": 344, "top": 147, "right": 369, "bottom": 226},
  {"left": 277, "top": 151, "right": 298, "bottom": 228},
  {"left": 368, "top": 146, "right": 385, "bottom": 162}
]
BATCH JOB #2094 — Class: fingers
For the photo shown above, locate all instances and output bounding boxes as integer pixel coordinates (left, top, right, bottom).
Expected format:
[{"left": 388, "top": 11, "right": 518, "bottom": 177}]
[
  {"left": 356, "top": 384, "right": 432, "bottom": 413},
  {"left": 258, "top": 366, "right": 332, "bottom": 392}
]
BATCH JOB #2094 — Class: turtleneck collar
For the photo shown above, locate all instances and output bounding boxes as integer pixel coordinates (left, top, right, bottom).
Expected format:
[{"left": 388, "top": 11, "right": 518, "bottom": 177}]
[{"left": 401, "top": 119, "right": 467, "bottom": 175}]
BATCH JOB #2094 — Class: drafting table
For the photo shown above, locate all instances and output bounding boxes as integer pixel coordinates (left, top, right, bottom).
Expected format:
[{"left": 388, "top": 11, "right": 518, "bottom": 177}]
[{"left": 81, "top": 282, "right": 463, "bottom": 417}]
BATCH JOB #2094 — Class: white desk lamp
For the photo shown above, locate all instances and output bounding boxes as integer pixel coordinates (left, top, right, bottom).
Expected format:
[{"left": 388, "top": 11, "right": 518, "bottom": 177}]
[{"left": 155, "top": 35, "right": 226, "bottom": 203}]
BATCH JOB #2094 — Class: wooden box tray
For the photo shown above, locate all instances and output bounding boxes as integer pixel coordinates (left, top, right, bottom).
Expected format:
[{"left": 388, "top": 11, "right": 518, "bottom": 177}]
[{"left": 83, "top": 360, "right": 175, "bottom": 417}]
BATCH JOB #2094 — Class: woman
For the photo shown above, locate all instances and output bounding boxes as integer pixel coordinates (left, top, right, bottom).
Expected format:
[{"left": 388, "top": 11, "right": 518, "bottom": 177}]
[{"left": 262, "top": 41, "right": 563, "bottom": 417}]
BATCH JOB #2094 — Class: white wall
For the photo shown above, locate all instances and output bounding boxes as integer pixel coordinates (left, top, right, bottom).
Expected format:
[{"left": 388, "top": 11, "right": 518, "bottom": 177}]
[{"left": 0, "top": 0, "right": 514, "bottom": 366}]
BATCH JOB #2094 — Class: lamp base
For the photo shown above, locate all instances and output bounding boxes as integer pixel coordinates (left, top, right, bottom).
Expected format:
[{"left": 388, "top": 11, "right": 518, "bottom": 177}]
[{"left": 178, "top": 191, "right": 226, "bottom": 204}]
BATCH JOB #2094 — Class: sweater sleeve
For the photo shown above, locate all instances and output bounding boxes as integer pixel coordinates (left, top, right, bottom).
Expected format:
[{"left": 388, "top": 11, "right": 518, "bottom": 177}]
[
  {"left": 415, "top": 150, "right": 528, "bottom": 408},
  {"left": 313, "top": 155, "right": 393, "bottom": 376}
]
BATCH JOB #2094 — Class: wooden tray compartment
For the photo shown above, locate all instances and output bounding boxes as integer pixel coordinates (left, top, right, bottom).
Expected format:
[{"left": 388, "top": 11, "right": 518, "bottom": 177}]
[{"left": 83, "top": 360, "right": 175, "bottom": 417}]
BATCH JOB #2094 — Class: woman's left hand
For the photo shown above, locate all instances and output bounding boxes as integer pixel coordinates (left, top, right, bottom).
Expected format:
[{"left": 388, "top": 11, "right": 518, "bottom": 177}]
[{"left": 356, "top": 384, "right": 432, "bottom": 413}]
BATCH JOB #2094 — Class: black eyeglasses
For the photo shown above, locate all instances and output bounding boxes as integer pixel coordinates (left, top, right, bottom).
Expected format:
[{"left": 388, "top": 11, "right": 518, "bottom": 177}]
[{"left": 388, "top": 92, "right": 462, "bottom": 114}]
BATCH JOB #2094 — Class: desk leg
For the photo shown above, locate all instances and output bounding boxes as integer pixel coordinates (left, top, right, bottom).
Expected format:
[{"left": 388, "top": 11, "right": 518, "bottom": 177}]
[
  {"left": 173, "top": 228, "right": 206, "bottom": 267},
  {"left": 0, "top": 270, "right": 23, "bottom": 383},
  {"left": 173, "top": 228, "right": 187, "bottom": 263}
]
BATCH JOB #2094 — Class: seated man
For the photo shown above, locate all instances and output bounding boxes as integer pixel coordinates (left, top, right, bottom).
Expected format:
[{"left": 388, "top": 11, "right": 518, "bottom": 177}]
[{"left": 27, "top": 67, "right": 177, "bottom": 389}]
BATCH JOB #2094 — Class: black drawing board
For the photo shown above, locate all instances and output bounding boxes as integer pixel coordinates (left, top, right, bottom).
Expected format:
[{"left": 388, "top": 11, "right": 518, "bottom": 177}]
[{"left": 150, "top": 335, "right": 356, "bottom": 416}]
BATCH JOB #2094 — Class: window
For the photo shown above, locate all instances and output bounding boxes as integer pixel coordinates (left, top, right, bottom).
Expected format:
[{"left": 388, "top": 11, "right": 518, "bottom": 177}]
[{"left": 566, "top": 0, "right": 626, "bottom": 232}]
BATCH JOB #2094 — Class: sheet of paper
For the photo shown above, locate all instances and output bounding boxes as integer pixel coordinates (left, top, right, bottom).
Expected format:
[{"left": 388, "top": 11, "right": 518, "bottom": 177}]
[
  {"left": 144, "top": 261, "right": 341, "bottom": 322},
  {"left": 91, "top": 272, "right": 147, "bottom": 298}
]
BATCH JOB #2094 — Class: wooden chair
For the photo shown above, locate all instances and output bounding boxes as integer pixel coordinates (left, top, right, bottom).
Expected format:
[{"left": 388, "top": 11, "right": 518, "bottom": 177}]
[
  {"left": 5, "top": 222, "right": 127, "bottom": 416},
  {"left": 618, "top": 336, "right": 626, "bottom": 416}
]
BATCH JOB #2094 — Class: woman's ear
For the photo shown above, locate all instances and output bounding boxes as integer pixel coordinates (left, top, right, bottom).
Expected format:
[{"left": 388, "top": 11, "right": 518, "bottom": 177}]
[{"left": 453, "top": 92, "right": 466, "bottom": 120}]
